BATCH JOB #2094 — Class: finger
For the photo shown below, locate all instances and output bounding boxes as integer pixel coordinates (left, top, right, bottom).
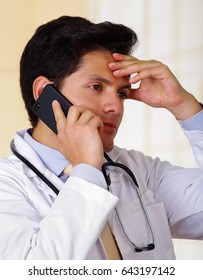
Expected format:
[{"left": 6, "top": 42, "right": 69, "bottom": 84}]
[
  {"left": 112, "top": 53, "right": 136, "bottom": 61},
  {"left": 88, "top": 115, "right": 103, "bottom": 130},
  {"left": 76, "top": 109, "right": 97, "bottom": 125},
  {"left": 129, "top": 65, "right": 168, "bottom": 84},
  {"left": 66, "top": 106, "right": 82, "bottom": 124},
  {"left": 109, "top": 59, "right": 162, "bottom": 78},
  {"left": 113, "top": 60, "right": 161, "bottom": 75},
  {"left": 108, "top": 60, "right": 136, "bottom": 71},
  {"left": 72, "top": 108, "right": 103, "bottom": 131},
  {"left": 52, "top": 100, "right": 67, "bottom": 133},
  {"left": 108, "top": 55, "right": 137, "bottom": 71},
  {"left": 67, "top": 106, "right": 94, "bottom": 124}
]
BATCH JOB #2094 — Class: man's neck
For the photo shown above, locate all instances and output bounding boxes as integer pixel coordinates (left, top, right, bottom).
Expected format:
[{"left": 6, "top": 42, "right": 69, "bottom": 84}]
[{"left": 32, "top": 121, "right": 59, "bottom": 150}]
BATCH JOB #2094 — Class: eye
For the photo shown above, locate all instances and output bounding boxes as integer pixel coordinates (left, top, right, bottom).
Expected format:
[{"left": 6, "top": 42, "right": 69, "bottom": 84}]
[
  {"left": 118, "top": 91, "right": 128, "bottom": 100},
  {"left": 89, "top": 84, "right": 102, "bottom": 91}
]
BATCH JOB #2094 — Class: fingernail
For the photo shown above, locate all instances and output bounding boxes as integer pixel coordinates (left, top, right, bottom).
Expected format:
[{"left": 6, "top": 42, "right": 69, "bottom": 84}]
[
  {"left": 113, "top": 70, "right": 120, "bottom": 76},
  {"left": 108, "top": 62, "right": 116, "bottom": 67}
]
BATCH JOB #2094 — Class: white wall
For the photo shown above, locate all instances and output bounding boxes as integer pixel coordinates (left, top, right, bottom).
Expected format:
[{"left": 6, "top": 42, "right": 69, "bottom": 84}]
[{"left": 88, "top": 0, "right": 203, "bottom": 259}]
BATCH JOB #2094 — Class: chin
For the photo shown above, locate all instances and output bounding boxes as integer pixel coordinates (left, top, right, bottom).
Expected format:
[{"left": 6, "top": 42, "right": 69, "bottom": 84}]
[{"left": 103, "top": 142, "right": 114, "bottom": 153}]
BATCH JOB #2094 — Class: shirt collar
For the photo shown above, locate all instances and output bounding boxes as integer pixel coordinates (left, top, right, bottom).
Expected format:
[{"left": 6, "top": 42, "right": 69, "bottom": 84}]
[{"left": 24, "top": 129, "right": 69, "bottom": 176}]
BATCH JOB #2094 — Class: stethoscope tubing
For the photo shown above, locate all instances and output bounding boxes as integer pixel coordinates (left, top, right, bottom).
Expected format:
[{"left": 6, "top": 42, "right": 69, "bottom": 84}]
[
  {"left": 10, "top": 139, "right": 155, "bottom": 252},
  {"left": 10, "top": 140, "right": 59, "bottom": 195}
]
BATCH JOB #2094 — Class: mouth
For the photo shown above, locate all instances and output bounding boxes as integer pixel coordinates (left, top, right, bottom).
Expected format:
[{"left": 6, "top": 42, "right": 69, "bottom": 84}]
[{"left": 103, "top": 121, "right": 117, "bottom": 133}]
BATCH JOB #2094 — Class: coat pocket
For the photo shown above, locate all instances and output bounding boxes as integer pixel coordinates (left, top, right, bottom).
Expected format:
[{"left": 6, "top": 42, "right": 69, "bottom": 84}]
[{"left": 115, "top": 200, "right": 175, "bottom": 259}]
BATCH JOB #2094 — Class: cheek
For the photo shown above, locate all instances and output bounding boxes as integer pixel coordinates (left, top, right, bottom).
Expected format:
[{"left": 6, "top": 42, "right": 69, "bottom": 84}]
[
  {"left": 69, "top": 91, "right": 94, "bottom": 108},
  {"left": 82, "top": 100, "right": 103, "bottom": 115},
  {"left": 117, "top": 111, "right": 124, "bottom": 124}
]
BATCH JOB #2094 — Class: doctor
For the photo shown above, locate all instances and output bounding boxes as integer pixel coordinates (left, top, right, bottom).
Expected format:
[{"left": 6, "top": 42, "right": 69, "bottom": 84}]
[{"left": 0, "top": 15, "right": 203, "bottom": 260}]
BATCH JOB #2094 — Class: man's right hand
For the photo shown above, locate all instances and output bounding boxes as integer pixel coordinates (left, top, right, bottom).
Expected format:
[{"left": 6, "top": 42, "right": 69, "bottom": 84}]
[{"left": 52, "top": 100, "right": 104, "bottom": 170}]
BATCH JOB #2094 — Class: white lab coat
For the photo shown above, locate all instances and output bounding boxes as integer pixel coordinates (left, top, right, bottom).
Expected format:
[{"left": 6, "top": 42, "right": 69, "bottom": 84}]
[{"left": 0, "top": 128, "right": 203, "bottom": 259}]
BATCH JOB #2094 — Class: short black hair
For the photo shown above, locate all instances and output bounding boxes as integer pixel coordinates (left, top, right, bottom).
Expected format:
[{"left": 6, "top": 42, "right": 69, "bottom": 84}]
[{"left": 20, "top": 16, "right": 138, "bottom": 127}]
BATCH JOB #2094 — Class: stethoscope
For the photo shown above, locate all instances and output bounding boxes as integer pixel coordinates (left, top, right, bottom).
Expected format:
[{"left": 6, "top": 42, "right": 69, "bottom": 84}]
[{"left": 10, "top": 139, "right": 155, "bottom": 253}]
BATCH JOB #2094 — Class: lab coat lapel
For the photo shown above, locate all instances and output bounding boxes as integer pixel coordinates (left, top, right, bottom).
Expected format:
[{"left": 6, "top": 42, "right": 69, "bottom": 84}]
[
  {"left": 105, "top": 168, "right": 123, "bottom": 197},
  {"left": 13, "top": 131, "right": 64, "bottom": 195}
]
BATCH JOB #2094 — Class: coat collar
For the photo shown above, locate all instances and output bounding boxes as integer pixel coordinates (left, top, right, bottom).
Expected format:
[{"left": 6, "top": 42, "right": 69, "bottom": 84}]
[{"left": 12, "top": 130, "right": 64, "bottom": 194}]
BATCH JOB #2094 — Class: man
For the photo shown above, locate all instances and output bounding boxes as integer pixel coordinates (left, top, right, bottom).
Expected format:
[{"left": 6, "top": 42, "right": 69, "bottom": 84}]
[{"left": 0, "top": 16, "right": 203, "bottom": 259}]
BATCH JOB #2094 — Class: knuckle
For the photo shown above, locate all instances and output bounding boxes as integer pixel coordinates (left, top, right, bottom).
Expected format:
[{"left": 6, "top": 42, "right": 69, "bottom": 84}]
[
  {"left": 149, "top": 59, "right": 158, "bottom": 63},
  {"left": 162, "top": 63, "right": 169, "bottom": 70}
]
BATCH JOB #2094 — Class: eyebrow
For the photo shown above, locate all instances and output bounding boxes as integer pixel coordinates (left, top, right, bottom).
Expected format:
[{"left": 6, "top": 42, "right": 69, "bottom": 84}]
[{"left": 87, "top": 75, "right": 131, "bottom": 91}]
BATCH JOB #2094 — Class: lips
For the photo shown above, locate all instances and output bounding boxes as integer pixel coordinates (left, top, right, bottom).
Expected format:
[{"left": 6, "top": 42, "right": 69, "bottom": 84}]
[{"left": 103, "top": 121, "right": 117, "bottom": 133}]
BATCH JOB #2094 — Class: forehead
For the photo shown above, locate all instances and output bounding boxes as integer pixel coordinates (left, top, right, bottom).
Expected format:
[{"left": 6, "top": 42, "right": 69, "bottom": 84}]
[
  {"left": 76, "top": 50, "right": 129, "bottom": 83},
  {"left": 82, "top": 50, "right": 114, "bottom": 62},
  {"left": 78, "top": 50, "right": 114, "bottom": 71}
]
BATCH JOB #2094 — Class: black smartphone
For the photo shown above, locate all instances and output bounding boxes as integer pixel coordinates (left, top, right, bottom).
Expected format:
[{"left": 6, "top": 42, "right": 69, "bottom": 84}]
[{"left": 32, "top": 84, "right": 72, "bottom": 134}]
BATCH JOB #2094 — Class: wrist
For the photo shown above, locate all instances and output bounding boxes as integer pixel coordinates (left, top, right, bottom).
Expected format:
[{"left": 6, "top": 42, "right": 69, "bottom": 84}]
[
  {"left": 168, "top": 92, "right": 202, "bottom": 121},
  {"left": 72, "top": 157, "right": 103, "bottom": 171}
]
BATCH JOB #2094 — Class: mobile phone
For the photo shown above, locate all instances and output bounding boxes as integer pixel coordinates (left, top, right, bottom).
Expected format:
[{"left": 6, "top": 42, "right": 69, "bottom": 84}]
[{"left": 32, "top": 84, "right": 72, "bottom": 134}]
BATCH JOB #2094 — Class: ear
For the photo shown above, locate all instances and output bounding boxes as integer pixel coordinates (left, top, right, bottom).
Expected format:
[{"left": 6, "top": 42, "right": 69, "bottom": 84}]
[{"left": 32, "top": 76, "right": 52, "bottom": 101}]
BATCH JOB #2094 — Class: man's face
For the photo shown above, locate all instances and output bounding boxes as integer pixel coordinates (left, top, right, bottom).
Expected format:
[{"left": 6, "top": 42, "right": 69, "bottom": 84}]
[{"left": 60, "top": 50, "right": 131, "bottom": 152}]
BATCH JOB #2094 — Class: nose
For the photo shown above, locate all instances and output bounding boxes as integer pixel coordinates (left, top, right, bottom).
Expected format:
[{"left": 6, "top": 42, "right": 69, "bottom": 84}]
[{"left": 103, "top": 92, "right": 123, "bottom": 115}]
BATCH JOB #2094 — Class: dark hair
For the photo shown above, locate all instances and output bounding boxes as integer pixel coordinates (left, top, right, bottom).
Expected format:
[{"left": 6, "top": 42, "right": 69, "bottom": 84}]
[{"left": 20, "top": 16, "right": 138, "bottom": 127}]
